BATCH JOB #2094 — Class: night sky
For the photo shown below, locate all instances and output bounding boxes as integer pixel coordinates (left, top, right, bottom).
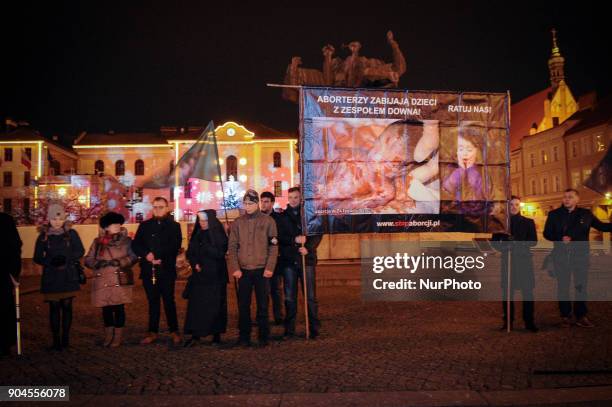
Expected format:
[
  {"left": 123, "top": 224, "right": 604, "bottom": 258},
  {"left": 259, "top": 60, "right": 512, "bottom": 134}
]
[{"left": 3, "top": 3, "right": 610, "bottom": 144}]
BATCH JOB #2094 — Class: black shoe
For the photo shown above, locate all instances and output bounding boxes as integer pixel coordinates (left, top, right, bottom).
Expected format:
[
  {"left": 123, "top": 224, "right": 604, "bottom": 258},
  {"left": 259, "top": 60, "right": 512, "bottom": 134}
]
[
  {"left": 212, "top": 334, "right": 221, "bottom": 344},
  {"left": 274, "top": 318, "right": 283, "bottom": 326},
  {"left": 61, "top": 335, "right": 70, "bottom": 348},
  {"left": 183, "top": 337, "right": 201, "bottom": 348},
  {"left": 47, "top": 339, "right": 62, "bottom": 352},
  {"left": 309, "top": 330, "right": 319, "bottom": 339},
  {"left": 235, "top": 339, "right": 251, "bottom": 348},
  {"left": 256, "top": 339, "right": 269, "bottom": 348},
  {"left": 499, "top": 322, "right": 513, "bottom": 331},
  {"left": 525, "top": 324, "right": 539, "bottom": 333}
]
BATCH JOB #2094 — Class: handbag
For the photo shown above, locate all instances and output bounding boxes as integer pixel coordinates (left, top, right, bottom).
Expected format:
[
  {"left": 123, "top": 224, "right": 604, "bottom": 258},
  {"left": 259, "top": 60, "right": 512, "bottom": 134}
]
[{"left": 99, "top": 243, "right": 134, "bottom": 286}]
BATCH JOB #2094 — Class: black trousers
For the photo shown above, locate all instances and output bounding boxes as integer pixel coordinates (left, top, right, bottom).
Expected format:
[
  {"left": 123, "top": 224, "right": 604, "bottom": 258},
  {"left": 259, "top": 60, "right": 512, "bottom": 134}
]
[
  {"left": 269, "top": 270, "right": 283, "bottom": 322},
  {"left": 556, "top": 266, "right": 588, "bottom": 319},
  {"left": 143, "top": 276, "right": 179, "bottom": 333},
  {"left": 238, "top": 269, "right": 269, "bottom": 341},
  {"left": 102, "top": 304, "right": 126, "bottom": 328},
  {"left": 282, "top": 263, "right": 319, "bottom": 335},
  {"left": 49, "top": 298, "right": 73, "bottom": 341},
  {"left": 501, "top": 287, "right": 534, "bottom": 325}
]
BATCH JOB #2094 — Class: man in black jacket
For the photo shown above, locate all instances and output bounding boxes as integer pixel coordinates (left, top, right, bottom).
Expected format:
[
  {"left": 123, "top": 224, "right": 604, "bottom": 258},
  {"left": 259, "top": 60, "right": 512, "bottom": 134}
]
[
  {"left": 0, "top": 212, "right": 22, "bottom": 356},
  {"left": 276, "top": 187, "right": 322, "bottom": 338},
  {"left": 260, "top": 191, "right": 283, "bottom": 325},
  {"left": 133, "top": 197, "right": 183, "bottom": 345},
  {"left": 492, "top": 196, "right": 538, "bottom": 332},
  {"left": 544, "top": 189, "right": 612, "bottom": 328}
]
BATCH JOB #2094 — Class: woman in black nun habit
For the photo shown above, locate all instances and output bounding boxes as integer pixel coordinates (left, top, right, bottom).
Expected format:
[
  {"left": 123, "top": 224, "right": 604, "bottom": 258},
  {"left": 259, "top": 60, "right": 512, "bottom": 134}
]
[{"left": 183, "top": 209, "right": 229, "bottom": 346}]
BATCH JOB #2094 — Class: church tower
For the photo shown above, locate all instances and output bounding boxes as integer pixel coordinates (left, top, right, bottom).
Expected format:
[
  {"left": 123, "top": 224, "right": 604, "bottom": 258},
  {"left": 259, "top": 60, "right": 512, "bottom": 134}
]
[{"left": 548, "top": 28, "right": 565, "bottom": 91}]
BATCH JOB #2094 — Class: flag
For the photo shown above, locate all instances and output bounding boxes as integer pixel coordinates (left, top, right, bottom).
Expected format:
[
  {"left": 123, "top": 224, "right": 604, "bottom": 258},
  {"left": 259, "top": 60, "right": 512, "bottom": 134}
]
[
  {"left": 143, "top": 121, "right": 222, "bottom": 188},
  {"left": 21, "top": 148, "right": 31, "bottom": 170},
  {"left": 584, "top": 142, "right": 612, "bottom": 196}
]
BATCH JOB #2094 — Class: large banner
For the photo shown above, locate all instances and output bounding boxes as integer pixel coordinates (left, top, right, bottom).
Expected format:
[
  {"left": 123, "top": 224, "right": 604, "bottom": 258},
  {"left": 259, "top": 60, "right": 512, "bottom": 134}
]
[{"left": 300, "top": 87, "right": 511, "bottom": 235}]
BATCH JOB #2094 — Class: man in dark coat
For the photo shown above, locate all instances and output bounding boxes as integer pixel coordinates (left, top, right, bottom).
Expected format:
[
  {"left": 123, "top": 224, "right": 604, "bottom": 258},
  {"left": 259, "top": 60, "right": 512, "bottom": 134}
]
[
  {"left": 260, "top": 191, "right": 283, "bottom": 325},
  {"left": 492, "top": 196, "right": 538, "bottom": 332},
  {"left": 276, "top": 187, "right": 323, "bottom": 338},
  {"left": 544, "top": 188, "right": 612, "bottom": 328},
  {"left": 0, "top": 212, "right": 22, "bottom": 356},
  {"left": 183, "top": 210, "right": 229, "bottom": 346},
  {"left": 133, "top": 197, "right": 183, "bottom": 345}
]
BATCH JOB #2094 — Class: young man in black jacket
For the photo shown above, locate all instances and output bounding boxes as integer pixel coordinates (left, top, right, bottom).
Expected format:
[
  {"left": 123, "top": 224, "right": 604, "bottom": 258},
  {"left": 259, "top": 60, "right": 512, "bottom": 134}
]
[
  {"left": 260, "top": 191, "right": 283, "bottom": 325},
  {"left": 492, "top": 196, "right": 538, "bottom": 332},
  {"left": 276, "top": 187, "right": 322, "bottom": 338},
  {"left": 133, "top": 197, "right": 183, "bottom": 345},
  {"left": 544, "top": 189, "right": 612, "bottom": 328}
]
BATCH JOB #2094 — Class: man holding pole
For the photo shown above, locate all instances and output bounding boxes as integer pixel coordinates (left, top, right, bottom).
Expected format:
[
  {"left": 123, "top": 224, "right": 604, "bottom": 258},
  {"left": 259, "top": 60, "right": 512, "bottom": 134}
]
[
  {"left": 260, "top": 191, "right": 284, "bottom": 325},
  {"left": 276, "top": 187, "right": 322, "bottom": 339},
  {"left": 0, "top": 212, "right": 22, "bottom": 356},
  {"left": 228, "top": 189, "right": 278, "bottom": 347}
]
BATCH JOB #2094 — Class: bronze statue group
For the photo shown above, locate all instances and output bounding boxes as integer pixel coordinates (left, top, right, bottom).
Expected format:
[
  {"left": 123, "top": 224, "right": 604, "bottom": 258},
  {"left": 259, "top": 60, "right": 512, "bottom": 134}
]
[{"left": 1, "top": 187, "right": 611, "bottom": 356}]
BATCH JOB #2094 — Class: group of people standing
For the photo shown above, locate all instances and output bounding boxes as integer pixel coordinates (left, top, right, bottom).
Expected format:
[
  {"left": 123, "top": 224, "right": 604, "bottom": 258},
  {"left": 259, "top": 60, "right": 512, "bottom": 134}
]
[
  {"left": 494, "top": 188, "right": 612, "bottom": 332},
  {"left": 0, "top": 186, "right": 321, "bottom": 354},
  {"left": 1, "top": 187, "right": 610, "bottom": 356}
]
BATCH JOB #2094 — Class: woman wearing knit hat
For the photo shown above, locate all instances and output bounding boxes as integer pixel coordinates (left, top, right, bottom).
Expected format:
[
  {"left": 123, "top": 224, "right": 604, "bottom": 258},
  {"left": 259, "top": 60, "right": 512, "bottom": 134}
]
[
  {"left": 33, "top": 203, "right": 85, "bottom": 351},
  {"left": 84, "top": 211, "right": 137, "bottom": 348}
]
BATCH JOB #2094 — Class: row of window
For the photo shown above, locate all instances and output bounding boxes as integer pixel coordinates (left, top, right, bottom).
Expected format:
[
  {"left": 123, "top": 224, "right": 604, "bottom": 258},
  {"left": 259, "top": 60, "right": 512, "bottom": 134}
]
[
  {"left": 529, "top": 174, "right": 563, "bottom": 196},
  {"left": 2, "top": 148, "right": 32, "bottom": 163},
  {"left": 528, "top": 145, "right": 560, "bottom": 168},
  {"left": 96, "top": 152, "right": 284, "bottom": 179},
  {"left": 3, "top": 171, "right": 31, "bottom": 187}
]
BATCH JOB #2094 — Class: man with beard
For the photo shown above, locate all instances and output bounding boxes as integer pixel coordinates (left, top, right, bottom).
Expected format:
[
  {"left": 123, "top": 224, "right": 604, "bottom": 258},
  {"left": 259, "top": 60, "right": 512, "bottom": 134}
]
[{"left": 133, "top": 197, "right": 183, "bottom": 345}]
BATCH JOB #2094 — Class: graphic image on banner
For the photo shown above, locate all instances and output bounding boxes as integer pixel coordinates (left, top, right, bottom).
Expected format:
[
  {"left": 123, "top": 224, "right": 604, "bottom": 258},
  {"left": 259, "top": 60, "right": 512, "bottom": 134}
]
[{"left": 300, "top": 87, "right": 511, "bottom": 235}]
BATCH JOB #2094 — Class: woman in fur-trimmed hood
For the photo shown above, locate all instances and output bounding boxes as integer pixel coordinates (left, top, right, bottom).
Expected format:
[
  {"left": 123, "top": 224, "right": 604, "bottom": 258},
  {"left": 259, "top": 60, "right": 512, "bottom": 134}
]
[
  {"left": 84, "top": 211, "right": 137, "bottom": 348},
  {"left": 33, "top": 203, "right": 85, "bottom": 351}
]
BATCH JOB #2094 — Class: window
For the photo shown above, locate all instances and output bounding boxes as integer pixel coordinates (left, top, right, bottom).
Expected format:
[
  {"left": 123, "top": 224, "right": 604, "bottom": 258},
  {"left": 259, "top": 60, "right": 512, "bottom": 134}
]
[
  {"left": 530, "top": 179, "right": 537, "bottom": 195},
  {"left": 595, "top": 133, "right": 606, "bottom": 152},
  {"left": 552, "top": 117, "right": 560, "bottom": 126},
  {"left": 542, "top": 177, "right": 548, "bottom": 194},
  {"left": 583, "top": 168, "right": 591, "bottom": 181},
  {"left": 571, "top": 171, "right": 581, "bottom": 189},
  {"left": 571, "top": 141, "right": 578, "bottom": 158},
  {"left": 23, "top": 198, "right": 30, "bottom": 218},
  {"left": 24, "top": 171, "right": 30, "bottom": 186},
  {"left": 24, "top": 148, "right": 32, "bottom": 160},
  {"left": 541, "top": 149, "right": 548, "bottom": 164},
  {"left": 582, "top": 137, "right": 592, "bottom": 155},
  {"left": 529, "top": 153, "right": 535, "bottom": 168},
  {"left": 554, "top": 175, "right": 561, "bottom": 192},
  {"left": 184, "top": 182, "right": 192, "bottom": 199},
  {"left": 274, "top": 181, "right": 282, "bottom": 197},
  {"left": 226, "top": 155, "right": 237, "bottom": 181},
  {"left": 3, "top": 172, "right": 12, "bottom": 187},
  {"left": 50, "top": 160, "right": 61, "bottom": 175},
  {"left": 135, "top": 159, "right": 145, "bottom": 176},
  {"left": 2, "top": 199, "right": 11, "bottom": 214},
  {"left": 4, "top": 148, "right": 13, "bottom": 162},
  {"left": 553, "top": 146, "right": 559, "bottom": 162},
  {"left": 115, "top": 160, "right": 125, "bottom": 176},
  {"left": 273, "top": 152, "right": 282, "bottom": 168},
  {"left": 94, "top": 160, "right": 104, "bottom": 174}
]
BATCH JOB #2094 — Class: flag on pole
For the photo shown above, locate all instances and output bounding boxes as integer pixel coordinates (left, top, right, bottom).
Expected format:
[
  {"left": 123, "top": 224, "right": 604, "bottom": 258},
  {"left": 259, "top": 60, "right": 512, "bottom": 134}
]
[
  {"left": 143, "top": 121, "right": 222, "bottom": 188},
  {"left": 21, "top": 148, "right": 31, "bottom": 170},
  {"left": 584, "top": 142, "right": 612, "bottom": 196}
]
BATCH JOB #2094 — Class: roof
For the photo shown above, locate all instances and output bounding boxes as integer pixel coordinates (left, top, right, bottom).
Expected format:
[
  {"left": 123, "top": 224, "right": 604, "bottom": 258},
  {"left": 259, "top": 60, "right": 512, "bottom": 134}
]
[
  {"left": 510, "top": 87, "right": 551, "bottom": 151},
  {"left": 74, "top": 132, "right": 168, "bottom": 146},
  {"left": 0, "top": 127, "right": 76, "bottom": 155},
  {"left": 565, "top": 95, "right": 612, "bottom": 136},
  {"left": 163, "top": 121, "right": 296, "bottom": 141}
]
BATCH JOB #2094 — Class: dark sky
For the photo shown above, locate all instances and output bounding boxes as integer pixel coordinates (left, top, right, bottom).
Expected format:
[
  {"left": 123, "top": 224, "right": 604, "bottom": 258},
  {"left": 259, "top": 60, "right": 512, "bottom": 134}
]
[{"left": 3, "top": 3, "right": 610, "bottom": 143}]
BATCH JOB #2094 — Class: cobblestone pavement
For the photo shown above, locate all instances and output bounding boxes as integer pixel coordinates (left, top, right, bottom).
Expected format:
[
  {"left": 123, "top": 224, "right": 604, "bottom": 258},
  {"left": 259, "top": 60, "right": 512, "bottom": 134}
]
[{"left": 1, "top": 264, "right": 612, "bottom": 397}]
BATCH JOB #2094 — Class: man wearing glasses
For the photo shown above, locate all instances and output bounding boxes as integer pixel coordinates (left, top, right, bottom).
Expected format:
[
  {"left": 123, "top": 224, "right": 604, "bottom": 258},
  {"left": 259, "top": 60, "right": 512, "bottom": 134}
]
[
  {"left": 133, "top": 197, "right": 183, "bottom": 346},
  {"left": 228, "top": 190, "right": 278, "bottom": 347}
]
